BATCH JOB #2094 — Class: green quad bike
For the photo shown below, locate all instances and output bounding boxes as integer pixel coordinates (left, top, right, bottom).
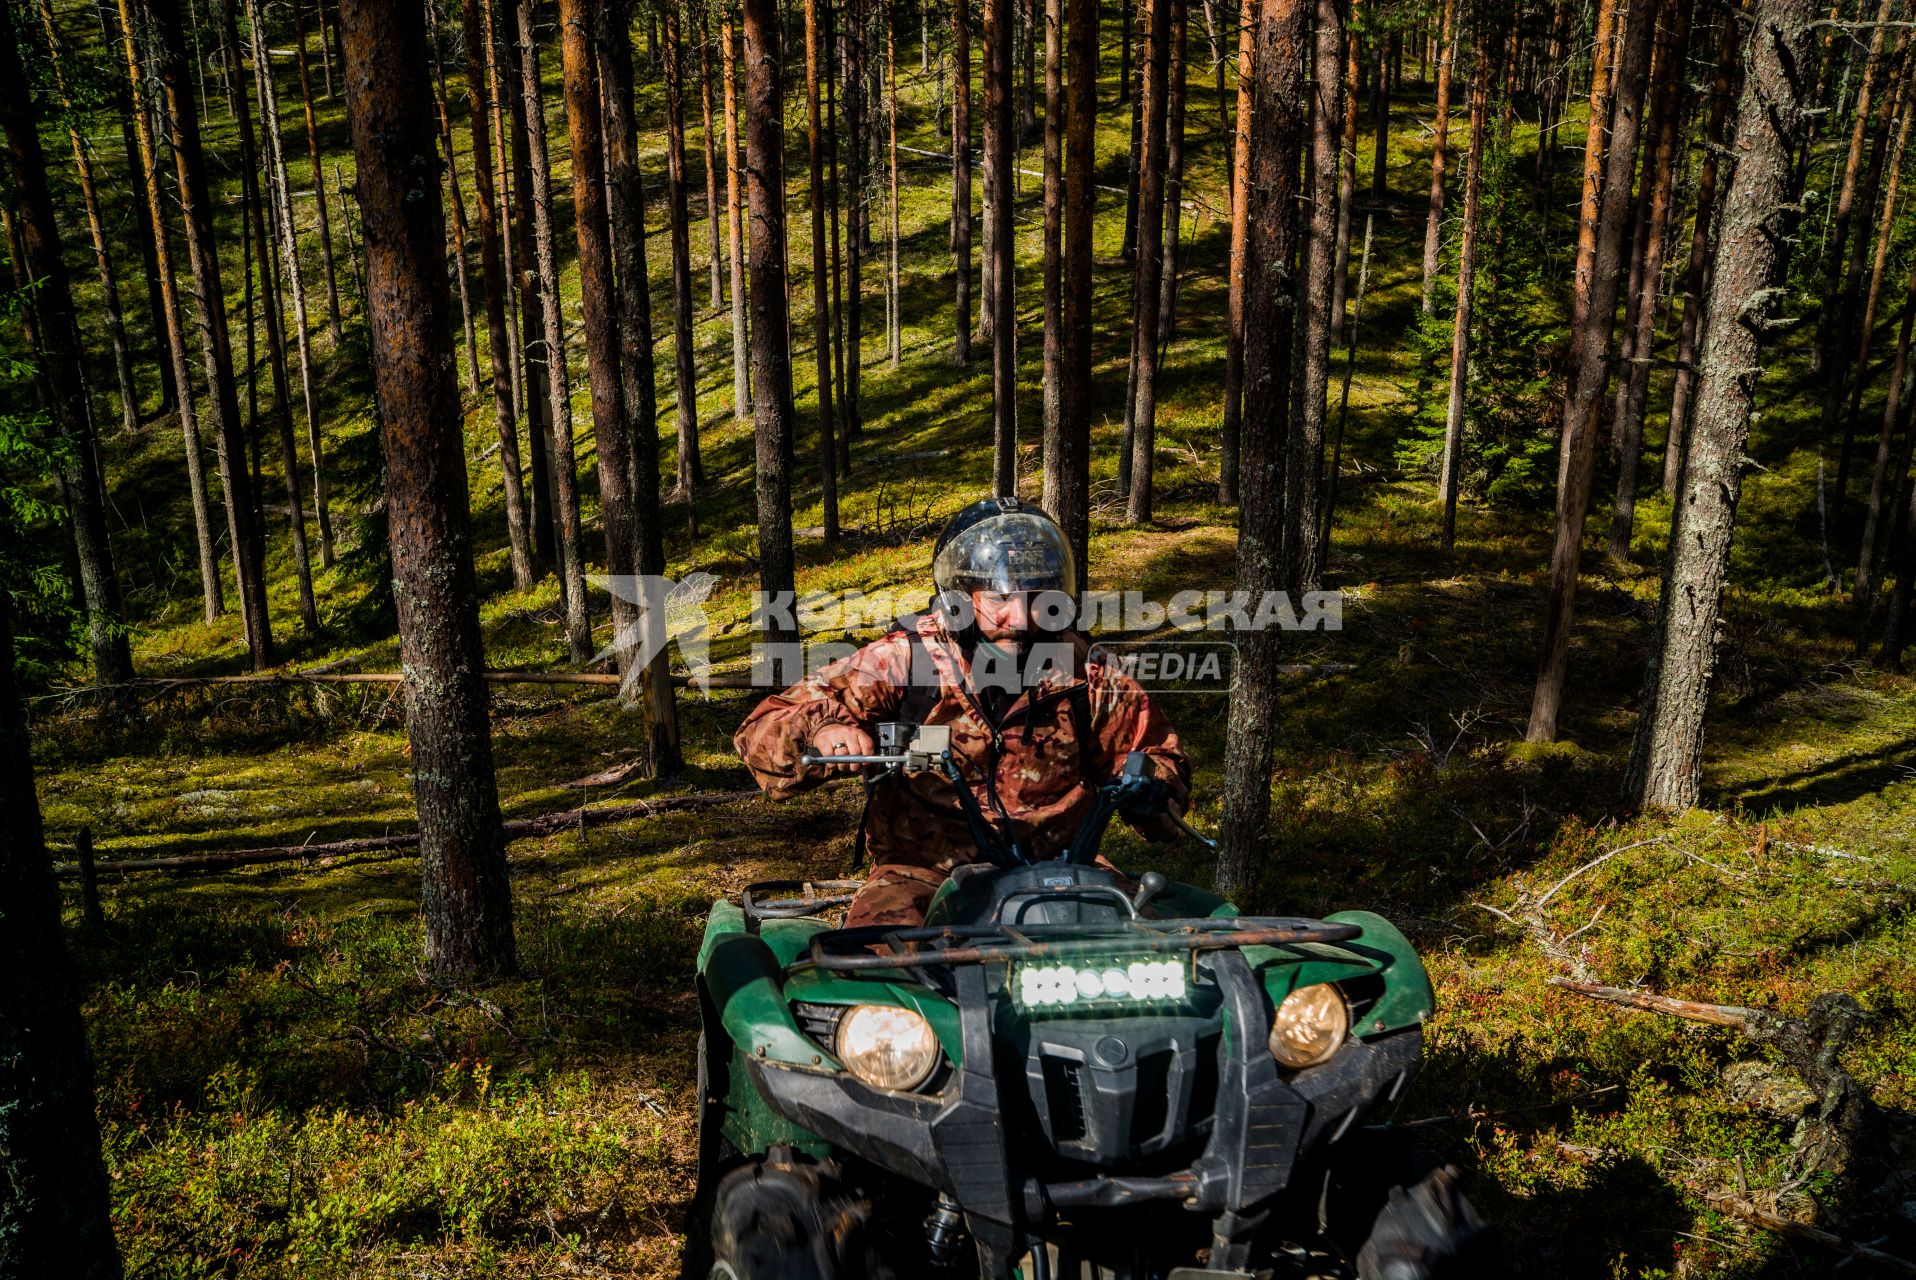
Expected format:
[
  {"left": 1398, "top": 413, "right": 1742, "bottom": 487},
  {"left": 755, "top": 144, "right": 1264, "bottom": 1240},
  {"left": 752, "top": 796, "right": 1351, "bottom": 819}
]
[{"left": 690, "top": 724, "right": 1490, "bottom": 1280}]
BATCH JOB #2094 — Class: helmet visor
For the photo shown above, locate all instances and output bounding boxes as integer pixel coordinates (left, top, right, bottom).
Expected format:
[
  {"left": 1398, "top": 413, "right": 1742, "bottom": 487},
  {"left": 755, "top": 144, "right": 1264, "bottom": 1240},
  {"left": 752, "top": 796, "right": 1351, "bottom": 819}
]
[{"left": 932, "top": 510, "right": 1076, "bottom": 598}]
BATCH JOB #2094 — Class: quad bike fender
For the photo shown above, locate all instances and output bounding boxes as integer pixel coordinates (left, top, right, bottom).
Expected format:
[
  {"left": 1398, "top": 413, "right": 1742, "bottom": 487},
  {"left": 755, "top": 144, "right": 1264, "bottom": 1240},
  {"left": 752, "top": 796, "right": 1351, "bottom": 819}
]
[
  {"left": 1244, "top": 910, "right": 1435, "bottom": 1039},
  {"left": 700, "top": 902, "right": 842, "bottom": 1070},
  {"left": 699, "top": 902, "right": 967, "bottom": 1069}
]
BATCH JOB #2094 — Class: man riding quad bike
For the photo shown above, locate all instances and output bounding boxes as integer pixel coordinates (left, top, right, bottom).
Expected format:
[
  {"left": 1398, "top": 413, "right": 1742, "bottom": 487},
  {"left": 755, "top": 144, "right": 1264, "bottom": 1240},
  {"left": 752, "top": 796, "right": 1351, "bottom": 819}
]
[{"left": 693, "top": 499, "right": 1489, "bottom": 1278}]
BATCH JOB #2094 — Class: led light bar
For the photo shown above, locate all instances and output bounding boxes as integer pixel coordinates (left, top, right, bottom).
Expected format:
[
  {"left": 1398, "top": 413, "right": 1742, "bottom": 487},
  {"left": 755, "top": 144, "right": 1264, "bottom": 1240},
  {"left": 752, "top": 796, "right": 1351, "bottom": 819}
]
[{"left": 1015, "top": 959, "right": 1188, "bottom": 1007}]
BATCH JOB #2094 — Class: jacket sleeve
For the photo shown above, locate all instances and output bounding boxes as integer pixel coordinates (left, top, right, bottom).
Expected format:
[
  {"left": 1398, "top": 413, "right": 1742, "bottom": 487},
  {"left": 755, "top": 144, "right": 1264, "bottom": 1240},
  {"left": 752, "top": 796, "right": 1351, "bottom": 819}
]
[
  {"left": 732, "top": 634, "right": 913, "bottom": 799},
  {"left": 1084, "top": 650, "right": 1192, "bottom": 841}
]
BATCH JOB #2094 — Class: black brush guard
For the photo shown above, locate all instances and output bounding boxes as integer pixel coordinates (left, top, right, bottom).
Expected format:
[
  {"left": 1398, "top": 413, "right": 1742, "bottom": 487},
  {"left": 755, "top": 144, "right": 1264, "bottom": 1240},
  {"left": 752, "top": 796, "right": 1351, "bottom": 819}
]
[{"left": 748, "top": 923, "right": 1422, "bottom": 1278}]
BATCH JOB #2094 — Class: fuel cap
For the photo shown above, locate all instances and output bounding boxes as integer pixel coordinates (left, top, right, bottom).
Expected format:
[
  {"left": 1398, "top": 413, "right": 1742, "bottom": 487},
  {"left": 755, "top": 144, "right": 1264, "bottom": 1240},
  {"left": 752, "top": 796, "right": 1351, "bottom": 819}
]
[{"left": 1094, "top": 1036, "right": 1128, "bottom": 1066}]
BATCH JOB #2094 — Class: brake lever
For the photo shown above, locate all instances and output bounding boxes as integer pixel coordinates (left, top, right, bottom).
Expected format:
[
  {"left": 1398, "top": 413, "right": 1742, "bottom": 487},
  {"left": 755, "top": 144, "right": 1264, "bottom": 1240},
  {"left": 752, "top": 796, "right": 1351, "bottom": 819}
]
[{"left": 1169, "top": 810, "right": 1219, "bottom": 851}]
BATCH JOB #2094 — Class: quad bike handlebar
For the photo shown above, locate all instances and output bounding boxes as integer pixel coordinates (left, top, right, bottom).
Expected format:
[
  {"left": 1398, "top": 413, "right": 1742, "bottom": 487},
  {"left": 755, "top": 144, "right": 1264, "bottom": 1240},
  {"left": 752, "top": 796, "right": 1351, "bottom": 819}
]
[{"left": 797, "top": 723, "right": 1217, "bottom": 860}]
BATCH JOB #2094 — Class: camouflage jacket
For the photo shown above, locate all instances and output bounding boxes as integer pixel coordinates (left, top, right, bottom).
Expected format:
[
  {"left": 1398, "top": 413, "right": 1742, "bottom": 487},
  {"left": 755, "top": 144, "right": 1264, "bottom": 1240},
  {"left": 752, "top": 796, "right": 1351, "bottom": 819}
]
[{"left": 734, "top": 613, "right": 1191, "bottom": 874}]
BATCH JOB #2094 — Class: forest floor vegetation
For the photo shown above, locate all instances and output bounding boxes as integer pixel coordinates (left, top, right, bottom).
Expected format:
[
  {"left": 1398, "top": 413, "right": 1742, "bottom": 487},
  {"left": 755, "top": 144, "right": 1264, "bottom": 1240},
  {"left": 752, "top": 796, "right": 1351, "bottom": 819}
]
[{"left": 27, "top": 31, "right": 1916, "bottom": 1279}]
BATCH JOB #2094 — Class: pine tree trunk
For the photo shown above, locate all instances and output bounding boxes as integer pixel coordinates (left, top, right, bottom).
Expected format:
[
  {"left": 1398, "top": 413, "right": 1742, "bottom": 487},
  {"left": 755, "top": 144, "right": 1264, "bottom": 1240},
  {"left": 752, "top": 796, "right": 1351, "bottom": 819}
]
[
  {"left": 664, "top": 4, "right": 706, "bottom": 499},
  {"left": 1438, "top": 19, "right": 1486, "bottom": 553},
  {"left": 485, "top": 5, "right": 525, "bottom": 428},
  {"left": 1566, "top": 0, "right": 1620, "bottom": 338},
  {"left": 1155, "top": 0, "right": 1187, "bottom": 346},
  {"left": 429, "top": 9, "right": 483, "bottom": 401},
  {"left": 0, "top": 565, "right": 122, "bottom": 1278},
  {"left": 1609, "top": 99, "right": 1655, "bottom": 442},
  {"left": 602, "top": 0, "right": 681, "bottom": 774},
  {"left": 803, "top": 0, "right": 840, "bottom": 544},
  {"left": 1040, "top": 0, "right": 1064, "bottom": 504},
  {"left": 695, "top": 5, "right": 724, "bottom": 315},
  {"left": 461, "top": 0, "right": 534, "bottom": 593},
  {"left": 1320, "top": 209, "right": 1372, "bottom": 550},
  {"left": 339, "top": 0, "right": 517, "bottom": 977},
  {"left": 1218, "top": 0, "right": 1253, "bottom": 503},
  {"left": 518, "top": 0, "right": 594, "bottom": 662},
  {"left": 1627, "top": 0, "right": 1816, "bottom": 808},
  {"left": 1021, "top": 0, "right": 1038, "bottom": 135},
  {"left": 888, "top": 6, "right": 902, "bottom": 367},
  {"left": 320, "top": 0, "right": 337, "bottom": 97},
  {"left": 721, "top": 2, "right": 752, "bottom": 416},
  {"left": 827, "top": 1, "right": 849, "bottom": 471},
  {"left": 115, "top": 0, "right": 221, "bottom": 621},
  {"left": 239, "top": 0, "right": 322, "bottom": 633},
  {"left": 281, "top": 6, "right": 341, "bottom": 357},
  {"left": 1830, "top": 61, "right": 1907, "bottom": 511},
  {"left": 846, "top": 0, "right": 866, "bottom": 444},
  {"left": 35, "top": 0, "right": 141, "bottom": 440},
  {"left": 1663, "top": 11, "right": 1739, "bottom": 493},
  {"left": 1852, "top": 181, "right": 1916, "bottom": 635},
  {"left": 1367, "top": 18, "right": 1387, "bottom": 200},
  {"left": 1057, "top": 0, "right": 1095, "bottom": 584},
  {"left": 1882, "top": 477, "right": 1916, "bottom": 667},
  {"left": 1525, "top": 0, "right": 1658, "bottom": 743},
  {"left": 96, "top": 0, "right": 175, "bottom": 416},
  {"left": 1289, "top": 0, "right": 1342, "bottom": 583},
  {"left": 1608, "top": 0, "right": 1694, "bottom": 562},
  {"left": 334, "top": 161, "right": 362, "bottom": 296},
  {"left": 1842, "top": 60, "right": 1916, "bottom": 478},
  {"left": 558, "top": 0, "right": 643, "bottom": 699},
  {"left": 1122, "top": 39, "right": 1142, "bottom": 260},
  {"left": 1327, "top": 2, "right": 1357, "bottom": 346},
  {"left": 285, "top": 2, "right": 339, "bottom": 561},
  {"left": 953, "top": 0, "right": 974, "bottom": 363},
  {"left": 987, "top": 0, "right": 1019, "bottom": 494},
  {"left": 743, "top": 0, "right": 798, "bottom": 641},
  {"left": 4, "top": 4, "right": 135, "bottom": 685},
  {"left": 1122, "top": 0, "right": 1170, "bottom": 523},
  {"left": 504, "top": 11, "right": 557, "bottom": 569},
  {"left": 152, "top": 0, "right": 274, "bottom": 668},
  {"left": 1534, "top": 0, "right": 1572, "bottom": 203},
  {"left": 979, "top": 5, "right": 997, "bottom": 350},
  {"left": 247, "top": 1, "right": 323, "bottom": 598},
  {"left": 1810, "top": 0, "right": 1895, "bottom": 381},
  {"left": 1419, "top": 0, "right": 1455, "bottom": 317},
  {"left": 1217, "top": 0, "right": 1307, "bottom": 897}
]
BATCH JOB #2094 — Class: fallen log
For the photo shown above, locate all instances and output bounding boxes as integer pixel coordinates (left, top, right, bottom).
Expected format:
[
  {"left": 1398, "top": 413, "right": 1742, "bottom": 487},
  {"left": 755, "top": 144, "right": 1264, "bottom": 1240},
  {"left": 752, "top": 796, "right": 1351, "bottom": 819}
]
[
  {"left": 1553, "top": 979, "right": 1886, "bottom": 1200},
  {"left": 1700, "top": 1192, "right": 1916, "bottom": 1276},
  {"left": 53, "top": 789, "right": 760, "bottom": 877},
  {"left": 1548, "top": 978, "right": 1780, "bottom": 1035}
]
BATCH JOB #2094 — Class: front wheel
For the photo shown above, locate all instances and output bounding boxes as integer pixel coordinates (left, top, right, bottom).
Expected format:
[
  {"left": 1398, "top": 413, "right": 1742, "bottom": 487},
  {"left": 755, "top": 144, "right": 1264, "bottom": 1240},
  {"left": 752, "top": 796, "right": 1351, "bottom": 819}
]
[
  {"left": 707, "top": 1151, "right": 892, "bottom": 1280},
  {"left": 1351, "top": 1163, "right": 1490, "bottom": 1279},
  {"left": 1321, "top": 1134, "right": 1495, "bottom": 1279}
]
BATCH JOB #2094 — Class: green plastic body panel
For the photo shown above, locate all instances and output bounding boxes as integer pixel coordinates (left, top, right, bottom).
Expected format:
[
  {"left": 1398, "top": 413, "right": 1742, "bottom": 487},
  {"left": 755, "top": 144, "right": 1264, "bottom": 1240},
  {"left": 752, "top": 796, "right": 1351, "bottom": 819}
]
[
  {"left": 699, "top": 902, "right": 842, "bottom": 1069},
  {"left": 783, "top": 968, "right": 967, "bottom": 1068},
  {"left": 696, "top": 890, "right": 1434, "bottom": 1161},
  {"left": 698, "top": 903, "right": 835, "bottom": 1157},
  {"left": 1241, "top": 909, "right": 1434, "bottom": 1037}
]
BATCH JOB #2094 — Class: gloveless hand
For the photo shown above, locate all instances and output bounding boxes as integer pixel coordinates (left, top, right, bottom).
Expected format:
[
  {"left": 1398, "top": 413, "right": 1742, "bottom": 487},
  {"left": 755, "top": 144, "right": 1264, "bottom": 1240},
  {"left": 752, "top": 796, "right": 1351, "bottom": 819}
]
[{"left": 807, "top": 724, "right": 874, "bottom": 776}]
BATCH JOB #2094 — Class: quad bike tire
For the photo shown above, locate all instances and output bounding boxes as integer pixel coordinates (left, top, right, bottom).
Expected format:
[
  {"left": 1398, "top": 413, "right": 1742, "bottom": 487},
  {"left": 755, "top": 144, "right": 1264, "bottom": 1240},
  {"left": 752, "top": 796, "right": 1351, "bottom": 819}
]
[
  {"left": 706, "top": 1151, "right": 894, "bottom": 1280},
  {"left": 1322, "top": 1132, "right": 1495, "bottom": 1279}
]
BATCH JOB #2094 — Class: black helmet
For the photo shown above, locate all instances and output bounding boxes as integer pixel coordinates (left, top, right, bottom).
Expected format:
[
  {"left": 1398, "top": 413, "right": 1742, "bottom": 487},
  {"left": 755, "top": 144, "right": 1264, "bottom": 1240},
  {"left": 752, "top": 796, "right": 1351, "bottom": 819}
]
[{"left": 931, "top": 497, "right": 1076, "bottom": 599}]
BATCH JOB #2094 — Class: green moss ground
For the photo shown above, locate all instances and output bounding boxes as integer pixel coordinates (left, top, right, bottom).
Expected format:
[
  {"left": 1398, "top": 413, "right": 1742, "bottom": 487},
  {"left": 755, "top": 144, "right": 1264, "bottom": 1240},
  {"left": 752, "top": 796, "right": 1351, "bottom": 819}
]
[{"left": 25, "top": 14, "right": 1916, "bottom": 1277}]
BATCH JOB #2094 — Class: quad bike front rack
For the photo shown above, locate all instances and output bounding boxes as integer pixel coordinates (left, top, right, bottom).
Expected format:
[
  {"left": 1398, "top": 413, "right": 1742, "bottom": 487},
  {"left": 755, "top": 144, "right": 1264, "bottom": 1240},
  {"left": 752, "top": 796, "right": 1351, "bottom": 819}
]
[
  {"left": 793, "top": 916, "right": 1367, "bottom": 973},
  {"left": 742, "top": 879, "right": 865, "bottom": 927}
]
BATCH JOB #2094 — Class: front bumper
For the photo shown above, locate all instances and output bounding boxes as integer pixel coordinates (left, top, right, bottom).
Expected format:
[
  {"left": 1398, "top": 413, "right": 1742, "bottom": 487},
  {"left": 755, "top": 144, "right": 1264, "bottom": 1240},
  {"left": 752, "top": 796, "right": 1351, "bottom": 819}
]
[{"left": 744, "top": 950, "right": 1422, "bottom": 1229}]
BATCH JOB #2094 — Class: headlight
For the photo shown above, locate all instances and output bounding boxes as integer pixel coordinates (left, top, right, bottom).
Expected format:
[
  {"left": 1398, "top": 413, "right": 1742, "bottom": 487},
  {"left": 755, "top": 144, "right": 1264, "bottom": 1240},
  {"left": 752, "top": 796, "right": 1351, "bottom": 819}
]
[
  {"left": 1268, "top": 982, "right": 1349, "bottom": 1069},
  {"left": 835, "top": 1005, "right": 940, "bottom": 1091},
  {"left": 1016, "top": 959, "right": 1187, "bottom": 1007}
]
